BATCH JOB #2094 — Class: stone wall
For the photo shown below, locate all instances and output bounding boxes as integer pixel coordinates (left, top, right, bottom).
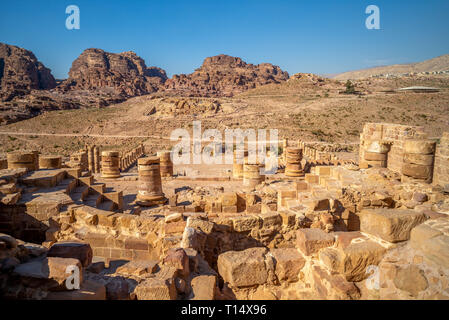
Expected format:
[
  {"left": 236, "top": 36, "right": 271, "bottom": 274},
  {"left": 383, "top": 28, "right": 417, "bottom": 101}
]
[
  {"left": 120, "top": 145, "right": 145, "bottom": 172},
  {"left": 359, "top": 123, "right": 428, "bottom": 174}
]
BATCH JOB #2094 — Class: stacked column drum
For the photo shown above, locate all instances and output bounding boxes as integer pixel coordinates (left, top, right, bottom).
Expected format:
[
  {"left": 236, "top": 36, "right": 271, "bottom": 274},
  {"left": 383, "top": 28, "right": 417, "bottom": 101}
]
[
  {"left": 285, "top": 147, "right": 304, "bottom": 177},
  {"left": 363, "top": 141, "right": 389, "bottom": 168},
  {"left": 157, "top": 151, "right": 174, "bottom": 177},
  {"left": 243, "top": 158, "right": 265, "bottom": 189},
  {"left": 402, "top": 139, "right": 436, "bottom": 183},
  {"left": 136, "top": 157, "right": 167, "bottom": 206},
  {"left": 101, "top": 151, "right": 121, "bottom": 179},
  {"left": 233, "top": 150, "right": 248, "bottom": 179}
]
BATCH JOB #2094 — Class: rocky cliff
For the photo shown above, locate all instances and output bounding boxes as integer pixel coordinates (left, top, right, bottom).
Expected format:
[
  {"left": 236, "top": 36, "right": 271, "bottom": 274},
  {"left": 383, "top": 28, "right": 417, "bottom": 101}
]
[
  {"left": 164, "top": 54, "right": 289, "bottom": 97},
  {"left": 59, "top": 48, "right": 168, "bottom": 97},
  {"left": 0, "top": 43, "right": 56, "bottom": 101}
]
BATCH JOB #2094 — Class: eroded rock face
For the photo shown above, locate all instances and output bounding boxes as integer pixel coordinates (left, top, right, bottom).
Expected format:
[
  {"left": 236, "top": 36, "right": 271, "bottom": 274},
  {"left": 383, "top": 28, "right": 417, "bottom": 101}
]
[
  {"left": 0, "top": 43, "right": 56, "bottom": 101},
  {"left": 164, "top": 54, "right": 289, "bottom": 97},
  {"left": 60, "top": 48, "right": 168, "bottom": 97}
]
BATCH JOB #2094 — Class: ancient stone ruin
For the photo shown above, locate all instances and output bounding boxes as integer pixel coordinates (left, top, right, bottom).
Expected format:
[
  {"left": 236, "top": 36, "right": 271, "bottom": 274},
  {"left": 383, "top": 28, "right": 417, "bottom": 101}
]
[{"left": 1, "top": 122, "right": 449, "bottom": 300}]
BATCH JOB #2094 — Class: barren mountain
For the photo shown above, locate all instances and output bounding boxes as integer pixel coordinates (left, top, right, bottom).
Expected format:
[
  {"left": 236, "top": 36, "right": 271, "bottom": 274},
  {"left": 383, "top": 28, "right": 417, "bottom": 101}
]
[
  {"left": 0, "top": 42, "right": 56, "bottom": 101},
  {"left": 164, "top": 54, "right": 289, "bottom": 97},
  {"left": 334, "top": 54, "right": 449, "bottom": 80},
  {"left": 59, "top": 48, "right": 168, "bottom": 97},
  {"left": 0, "top": 46, "right": 170, "bottom": 125}
]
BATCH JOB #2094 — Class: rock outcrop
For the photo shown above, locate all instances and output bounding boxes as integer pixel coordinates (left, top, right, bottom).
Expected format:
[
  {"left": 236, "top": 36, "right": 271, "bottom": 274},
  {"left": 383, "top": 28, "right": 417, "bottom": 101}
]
[
  {"left": 164, "top": 54, "right": 289, "bottom": 97},
  {"left": 59, "top": 48, "right": 168, "bottom": 97},
  {"left": 0, "top": 43, "right": 56, "bottom": 101}
]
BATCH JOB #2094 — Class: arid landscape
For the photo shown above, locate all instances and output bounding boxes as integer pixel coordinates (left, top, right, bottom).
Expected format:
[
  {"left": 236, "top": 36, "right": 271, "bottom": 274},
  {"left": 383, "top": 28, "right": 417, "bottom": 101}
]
[{"left": 1, "top": 39, "right": 449, "bottom": 301}]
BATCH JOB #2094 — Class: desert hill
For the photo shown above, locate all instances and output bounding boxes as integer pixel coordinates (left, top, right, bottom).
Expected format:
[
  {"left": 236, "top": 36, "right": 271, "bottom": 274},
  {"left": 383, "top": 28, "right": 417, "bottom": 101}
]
[
  {"left": 164, "top": 54, "right": 289, "bottom": 97},
  {"left": 334, "top": 54, "right": 449, "bottom": 80}
]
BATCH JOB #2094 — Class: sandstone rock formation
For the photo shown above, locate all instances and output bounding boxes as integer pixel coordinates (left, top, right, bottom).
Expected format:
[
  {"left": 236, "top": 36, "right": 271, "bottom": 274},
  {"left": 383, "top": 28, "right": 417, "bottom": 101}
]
[
  {"left": 59, "top": 48, "right": 168, "bottom": 97},
  {"left": 0, "top": 43, "right": 56, "bottom": 101},
  {"left": 164, "top": 54, "right": 289, "bottom": 97}
]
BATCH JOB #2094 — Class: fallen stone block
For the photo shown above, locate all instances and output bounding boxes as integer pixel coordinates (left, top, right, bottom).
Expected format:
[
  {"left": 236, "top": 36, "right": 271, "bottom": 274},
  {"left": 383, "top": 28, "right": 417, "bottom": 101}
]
[
  {"left": 116, "top": 260, "right": 158, "bottom": 276},
  {"left": 14, "top": 257, "right": 83, "bottom": 290},
  {"left": 163, "top": 248, "right": 190, "bottom": 279},
  {"left": 360, "top": 208, "right": 427, "bottom": 242},
  {"left": 189, "top": 275, "right": 217, "bottom": 300},
  {"left": 181, "top": 227, "right": 207, "bottom": 252},
  {"left": 319, "top": 238, "right": 386, "bottom": 282},
  {"left": 221, "top": 192, "right": 238, "bottom": 206},
  {"left": 165, "top": 212, "right": 183, "bottom": 223},
  {"left": 217, "top": 247, "right": 271, "bottom": 287},
  {"left": 410, "top": 218, "right": 449, "bottom": 268},
  {"left": 47, "top": 241, "right": 93, "bottom": 267},
  {"left": 232, "top": 215, "right": 261, "bottom": 232},
  {"left": 134, "top": 277, "right": 177, "bottom": 300},
  {"left": 296, "top": 228, "right": 335, "bottom": 256},
  {"left": 271, "top": 248, "right": 305, "bottom": 282}
]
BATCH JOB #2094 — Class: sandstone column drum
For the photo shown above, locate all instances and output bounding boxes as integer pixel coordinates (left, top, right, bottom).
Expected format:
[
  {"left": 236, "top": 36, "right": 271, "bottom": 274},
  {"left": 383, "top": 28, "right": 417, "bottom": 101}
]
[
  {"left": 136, "top": 157, "right": 167, "bottom": 206},
  {"left": 157, "top": 151, "right": 174, "bottom": 177},
  {"left": 285, "top": 147, "right": 305, "bottom": 177},
  {"left": 101, "top": 151, "right": 121, "bottom": 179},
  {"left": 243, "top": 158, "right": 265, "bottom": 189}
]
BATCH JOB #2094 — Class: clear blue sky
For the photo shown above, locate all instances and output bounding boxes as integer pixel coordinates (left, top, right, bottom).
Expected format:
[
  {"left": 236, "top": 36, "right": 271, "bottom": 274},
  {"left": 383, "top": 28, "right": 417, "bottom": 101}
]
[{"left": 1, "top": 0, "right": 448, "bottom": 79}]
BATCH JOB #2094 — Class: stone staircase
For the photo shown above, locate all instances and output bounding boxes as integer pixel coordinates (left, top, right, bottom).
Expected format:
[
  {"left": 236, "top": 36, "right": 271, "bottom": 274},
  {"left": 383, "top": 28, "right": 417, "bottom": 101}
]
[
  {"left": 18, "top": 168, "right": 123, "bottom": 213},
  {"left": 65, "top": 173, "right": 123, "bottom": 212}
]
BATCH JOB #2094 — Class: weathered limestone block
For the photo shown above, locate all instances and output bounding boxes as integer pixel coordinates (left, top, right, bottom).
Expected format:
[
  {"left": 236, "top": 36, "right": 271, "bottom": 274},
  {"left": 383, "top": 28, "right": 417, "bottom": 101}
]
[
  {"left": 303, "top": 197, "right": 330, "bottom": 211},
  {"left": 319, "top": 234, "right": 387, "bottom": 282},
  {"left": 303, "top": 262, "right": 360, "bottom": 300},
  {"left": 360, "top": 209, "right": 427, "bottom": 243},
  {"left": 259, "top": 212, "right": 282, "bottom": 229},
  {"left": 116, "top": 260, "right": 158, "bottom": 276},
  {"left": 181, "top": 227, "right": 207, "bottom": 251},
  {"left": 305, "top": 174, "right": 319, "bottom": 184},
  {"left": 13, "top": 257, "right": 83, "bottom": 290},
  {"left": 47, "top": 241, "right": 93, "bottom": 267},
  {"left": 393, "top": 265, "right": 429, "bottom": 297},
  {"left": 232, "top": 215, "right": 261, "bottom": 232},
  {"left": 316, "top": 166, "right": 331, "bottom": 176},
  {"left": 190, "top": 275, "right": 217, "bottom": 300},
  {"left": 134, "top": 277, "right": 177, "bottom": 300},
  {"left": 163, "top": 248, "right": 190, "bottom": 279},
  {"left": 410, "top": 218, "right": 449, "bottom": 268},
  {"left": 186, "top": 217, "right": 214, "bottom": 234},
  {"left": 277, "top": 189, "right": 296, "bottom": 209},
  {"left": 221, "top": 192, "right": 237, "bottom": 206},
  {"left": 271, "top": 248, "right": 305, "bottom": 282},
  {"left": 217, "top": 247, "right": 272, "bottom": 287},
  {"left": 296, "top": 228, "right": 335, "bottom": 256},
  {"left": 165, "top": 212, "right": 183, "bottom": 223}
]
